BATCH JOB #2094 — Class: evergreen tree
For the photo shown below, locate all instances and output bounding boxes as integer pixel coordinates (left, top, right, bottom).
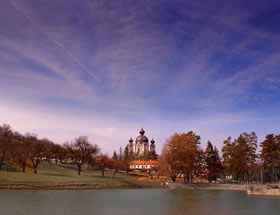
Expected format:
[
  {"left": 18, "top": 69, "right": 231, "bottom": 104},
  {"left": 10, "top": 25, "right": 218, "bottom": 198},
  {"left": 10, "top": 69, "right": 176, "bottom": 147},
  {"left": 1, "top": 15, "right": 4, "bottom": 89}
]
[
  {"left": 123, "top": 146, "right": 132, "bottom": 174},
  {"left": 204, "top": 141, "right": 222, "bottom": 182},
  {"left": 148, "top": 150, "right": 158, "bottom": 160},
  {"left": 260, "top": 134, "right": 280, "bottom": 182},
  {"left": 244, "top": 132, "right": 258, "bottom": 181},
  {"left": 123, "top": 146, "right": 129, "bottom": 161},
  {"left": 112, "top": 150, "right": 118, "bottom": 160},
  {"left": 221, "top": 136, "right": 234, "bottom": 177},
  {"left": 119, "top": 147, "right": 123, "bottom": 161},
  {"left": 222, "top": 132, "right": 258, "bottom": 182}
]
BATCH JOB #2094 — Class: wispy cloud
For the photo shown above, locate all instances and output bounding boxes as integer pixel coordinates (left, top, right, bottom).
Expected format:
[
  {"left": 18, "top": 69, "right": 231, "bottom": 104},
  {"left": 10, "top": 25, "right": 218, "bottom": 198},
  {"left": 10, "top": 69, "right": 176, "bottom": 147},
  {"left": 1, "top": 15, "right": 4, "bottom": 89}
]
[{"left": 1, "top": 0, "right": 280, "bottom": 153}]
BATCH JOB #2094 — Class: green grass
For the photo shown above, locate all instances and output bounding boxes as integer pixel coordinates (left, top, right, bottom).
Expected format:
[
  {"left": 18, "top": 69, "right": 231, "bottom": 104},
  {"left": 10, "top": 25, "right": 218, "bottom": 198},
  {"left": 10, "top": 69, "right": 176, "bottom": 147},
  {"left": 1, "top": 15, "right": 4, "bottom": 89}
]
[{"left": 0, "top": 162, "right": 161, "bottom": 190}]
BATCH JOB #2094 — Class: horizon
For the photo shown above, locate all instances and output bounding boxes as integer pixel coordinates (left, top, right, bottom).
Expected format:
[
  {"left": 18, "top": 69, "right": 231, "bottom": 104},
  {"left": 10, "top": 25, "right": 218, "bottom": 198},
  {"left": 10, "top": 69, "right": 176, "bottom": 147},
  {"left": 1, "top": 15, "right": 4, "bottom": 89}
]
[{"left": 1, "top": 0, "right": 280, "bottom": 155}]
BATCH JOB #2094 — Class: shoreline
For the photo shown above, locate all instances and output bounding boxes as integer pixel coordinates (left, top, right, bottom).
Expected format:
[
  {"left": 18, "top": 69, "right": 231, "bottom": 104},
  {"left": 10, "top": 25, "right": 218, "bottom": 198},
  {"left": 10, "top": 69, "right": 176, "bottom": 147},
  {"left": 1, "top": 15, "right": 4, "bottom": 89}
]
[
  {"left": 0, "top": 180, "right": 162, "bottom": 190},
  {"left": 1, "top": 181, "right": 280, "bottom": 197},
  {"left": 168, "top": 183, "right": 247, "bottom": 190},
  {"left": 168, "top": 182, "right": 280, "bottom": 196},
  {"left": 1, "top": 164, "right": 278, "bottom": 195}
]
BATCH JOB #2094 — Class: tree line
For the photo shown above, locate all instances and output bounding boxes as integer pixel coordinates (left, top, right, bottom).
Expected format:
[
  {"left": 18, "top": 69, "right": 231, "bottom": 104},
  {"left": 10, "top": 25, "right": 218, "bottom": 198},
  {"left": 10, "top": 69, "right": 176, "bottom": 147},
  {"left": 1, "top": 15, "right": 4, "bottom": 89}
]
[
  {"left": 0, "top": 123, "right": 148, "bottom": 179},
  {"left": 2, "top": 123, "right": 280, "bottom": 183},
  {"left": 0, "top": 124, "right": 100, "bottom": 176},
  {"left": 160, "top": 131, "right": 280, "bottom": 183}
]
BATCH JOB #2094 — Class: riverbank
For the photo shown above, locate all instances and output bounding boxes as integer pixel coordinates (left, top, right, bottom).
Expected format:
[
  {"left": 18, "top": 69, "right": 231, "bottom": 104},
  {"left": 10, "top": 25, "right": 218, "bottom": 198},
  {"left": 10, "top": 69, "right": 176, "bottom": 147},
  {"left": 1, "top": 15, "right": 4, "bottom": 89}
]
[
  {"left": 168, "top": 182, "right": 247, "bottom": 190},
  {"left": 168, "top": 182, "right": 280, "bottom": 196},
  {"left": 1, "top": 163, "right": 279, "bottom": 195},
  {"left": 0, "top": 180, "right": 159, "bottom": 190},
  {"left": 0, "top": 162, "right": 161, "bottom": 190}
]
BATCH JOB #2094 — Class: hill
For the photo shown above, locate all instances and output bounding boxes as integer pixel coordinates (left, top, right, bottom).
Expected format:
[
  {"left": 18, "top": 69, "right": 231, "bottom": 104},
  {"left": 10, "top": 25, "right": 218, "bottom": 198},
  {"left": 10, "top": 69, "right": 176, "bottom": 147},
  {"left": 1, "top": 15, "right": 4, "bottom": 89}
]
[{"left": 0, "top": 162, "right": 161, "bottom": 190}]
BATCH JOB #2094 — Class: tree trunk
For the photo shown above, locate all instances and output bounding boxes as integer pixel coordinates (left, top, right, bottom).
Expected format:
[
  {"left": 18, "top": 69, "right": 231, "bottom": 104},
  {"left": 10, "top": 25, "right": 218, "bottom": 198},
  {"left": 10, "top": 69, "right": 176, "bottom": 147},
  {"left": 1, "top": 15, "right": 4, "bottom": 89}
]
[
  {"left": 77, "top": 163, "right": 82, "bottom": 176},
  {"left": 149, "top": 170, "right": 153, "bottom": 179},
  {"left": 250, "top": 169, "right": 253, "bottom": 183},
  {"left": 101, "top": 167, "right": 105, "bottom": 177},
  {"left": 171, "top": 175, "right": 176, "bottom": 182},
  {"left": 272, "top": 167, "right": 276, "bottom": 182},
  {"left": 260, "top": 169, "right": 263, "bottom": 184},
  {"left": 32, "top": 159, "right": 39, "bottom": 174},
  {"left": 34, "top": 166, "right": 37, "bottom": 174},
  {"left": 22, "top": 162, "right": 26, "bottom": 173},
  {"left": 112, "top": 169, "right": 117, "bottom": 180},
  {"left": 5, "top": 164, "right": 9, "bottom": 172}
]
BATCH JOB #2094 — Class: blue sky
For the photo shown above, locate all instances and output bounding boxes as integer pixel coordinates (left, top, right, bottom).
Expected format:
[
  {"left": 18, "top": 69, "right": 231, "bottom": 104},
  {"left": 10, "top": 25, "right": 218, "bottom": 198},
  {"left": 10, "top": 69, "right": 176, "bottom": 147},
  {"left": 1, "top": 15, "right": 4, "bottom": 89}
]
[{"left": 0, "top": 0, "right": 280, "bottom": 154}]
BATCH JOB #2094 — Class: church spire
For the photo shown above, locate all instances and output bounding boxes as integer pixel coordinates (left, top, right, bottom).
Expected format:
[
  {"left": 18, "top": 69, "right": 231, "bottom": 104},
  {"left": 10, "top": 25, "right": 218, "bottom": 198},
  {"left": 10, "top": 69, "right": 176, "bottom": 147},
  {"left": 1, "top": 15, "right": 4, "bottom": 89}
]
[{"left": 139, "top": 127, "right": 145, "bottom": 135}]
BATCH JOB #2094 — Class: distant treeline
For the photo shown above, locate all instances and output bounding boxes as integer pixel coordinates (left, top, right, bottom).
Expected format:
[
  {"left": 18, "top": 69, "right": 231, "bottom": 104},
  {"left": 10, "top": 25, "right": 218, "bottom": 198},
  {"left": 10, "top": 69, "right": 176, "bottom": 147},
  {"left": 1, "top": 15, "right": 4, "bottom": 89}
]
[
  {"left": 160, "top": 131, "right": 280, "bottom": 183},
  {"left": 0, "top": 124, "right": 101, "bottom": 176},
  {"left": 0, "top": 124, "right": 147, "bottom": 179},
  {"left": 1, "top": 124, "right": 280, "bottom": 183}
]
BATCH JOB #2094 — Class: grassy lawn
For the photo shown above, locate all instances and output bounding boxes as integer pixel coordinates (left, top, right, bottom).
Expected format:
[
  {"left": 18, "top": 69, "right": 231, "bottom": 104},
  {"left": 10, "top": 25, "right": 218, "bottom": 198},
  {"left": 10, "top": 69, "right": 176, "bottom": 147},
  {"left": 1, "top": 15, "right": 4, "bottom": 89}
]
[{"left": 0, "top": 162, "right": 161, "bottom": 190}]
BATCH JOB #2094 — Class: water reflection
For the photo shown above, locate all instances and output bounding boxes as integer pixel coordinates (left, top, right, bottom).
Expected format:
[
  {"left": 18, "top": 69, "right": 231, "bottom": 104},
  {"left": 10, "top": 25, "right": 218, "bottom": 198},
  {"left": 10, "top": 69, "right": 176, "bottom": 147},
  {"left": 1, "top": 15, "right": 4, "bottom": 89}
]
[
  {"left": 0, "top": 189, "right": 279, "bottom": 215},
  {"left": 165, "top": 189, "right": 280, "bottom": 215}
]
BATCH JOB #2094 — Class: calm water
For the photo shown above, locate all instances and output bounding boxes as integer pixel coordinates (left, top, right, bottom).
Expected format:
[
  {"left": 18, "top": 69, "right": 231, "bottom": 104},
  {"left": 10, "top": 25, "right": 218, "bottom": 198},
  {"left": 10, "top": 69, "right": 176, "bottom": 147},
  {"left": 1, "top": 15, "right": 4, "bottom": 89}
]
[{"left": 0, "top": 189, "right": 279, "bottom": 215}]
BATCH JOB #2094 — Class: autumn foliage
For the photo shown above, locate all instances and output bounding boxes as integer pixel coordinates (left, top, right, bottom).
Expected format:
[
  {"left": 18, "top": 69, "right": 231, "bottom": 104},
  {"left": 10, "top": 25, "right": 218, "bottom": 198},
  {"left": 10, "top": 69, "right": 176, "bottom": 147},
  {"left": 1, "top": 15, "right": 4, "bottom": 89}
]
[
  {"left": 160, "top": 131, "right": 280, "bottom": 183},
  {"left": 1, "top": 123, "right": 280, "bottom": 183},
  {"left": 160, "top": 132, "right": 202, "bottom": 183}
]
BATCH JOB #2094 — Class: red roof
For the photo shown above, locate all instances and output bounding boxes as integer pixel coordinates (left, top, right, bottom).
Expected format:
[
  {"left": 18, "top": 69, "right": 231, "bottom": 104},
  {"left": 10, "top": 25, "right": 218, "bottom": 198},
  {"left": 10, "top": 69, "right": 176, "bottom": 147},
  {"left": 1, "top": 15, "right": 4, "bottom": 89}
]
[{"left": 130, "top": 160, "right": 159, "bottom": 165}]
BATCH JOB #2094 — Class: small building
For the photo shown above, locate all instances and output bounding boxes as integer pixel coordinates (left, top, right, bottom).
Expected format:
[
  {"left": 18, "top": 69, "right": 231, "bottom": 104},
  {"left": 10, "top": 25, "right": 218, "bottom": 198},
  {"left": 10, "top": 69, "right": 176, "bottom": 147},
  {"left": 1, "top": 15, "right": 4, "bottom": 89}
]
[{"left": 129, "top": 160, "right": 159, "bottom": 171}]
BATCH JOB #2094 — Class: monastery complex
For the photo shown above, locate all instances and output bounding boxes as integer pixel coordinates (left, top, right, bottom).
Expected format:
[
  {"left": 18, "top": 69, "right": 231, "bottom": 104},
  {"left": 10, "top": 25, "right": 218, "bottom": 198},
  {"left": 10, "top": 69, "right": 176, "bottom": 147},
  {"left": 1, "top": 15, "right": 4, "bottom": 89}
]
[{"left": 126, "top": 128, "right": 159, "bottom": 171}]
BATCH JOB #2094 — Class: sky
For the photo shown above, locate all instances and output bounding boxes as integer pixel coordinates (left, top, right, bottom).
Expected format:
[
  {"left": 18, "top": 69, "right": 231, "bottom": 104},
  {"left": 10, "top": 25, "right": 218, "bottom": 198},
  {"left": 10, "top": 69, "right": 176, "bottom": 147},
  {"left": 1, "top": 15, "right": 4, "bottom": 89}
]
[{"left": 0, "top": 0, "right": 280, "bottom": 155}]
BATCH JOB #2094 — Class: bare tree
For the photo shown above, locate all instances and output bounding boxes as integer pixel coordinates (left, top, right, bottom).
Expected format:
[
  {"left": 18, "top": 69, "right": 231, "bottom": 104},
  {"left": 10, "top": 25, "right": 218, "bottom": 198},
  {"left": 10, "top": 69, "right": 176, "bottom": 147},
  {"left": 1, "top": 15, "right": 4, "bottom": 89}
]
[
  {"left": 65, "top": 136, "right": 99, "bottom": 175},
  {"left": 0, "top": 124, "right": 13, "bottom": 169},
  {"left": 49, "top": 143, "right": 66, "bottom": 164},
  {"left": 109, "top": 158, "right": 122, "bottom": 180},
  {"left": 12, "top": 132, "right": 30, "bottom": 173},
  {"left": 95, "top": 154, "right": 109, "bottom": 177},
  {"left": 110, "top": 151, "right": 120, "bottom": 180},
  {"left": 27, "top": 135, "right": 48, "bottom": 174}
]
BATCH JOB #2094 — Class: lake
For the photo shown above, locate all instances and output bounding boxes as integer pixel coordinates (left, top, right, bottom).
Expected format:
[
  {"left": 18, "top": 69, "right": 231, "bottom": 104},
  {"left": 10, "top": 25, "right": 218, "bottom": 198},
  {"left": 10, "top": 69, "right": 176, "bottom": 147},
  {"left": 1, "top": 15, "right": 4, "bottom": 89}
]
[{"left": 0, "top": 189, "right": 279, "bottom": 215}]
